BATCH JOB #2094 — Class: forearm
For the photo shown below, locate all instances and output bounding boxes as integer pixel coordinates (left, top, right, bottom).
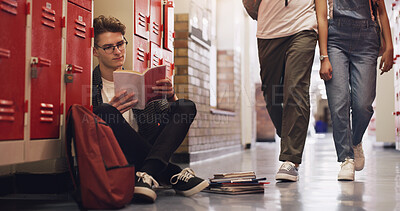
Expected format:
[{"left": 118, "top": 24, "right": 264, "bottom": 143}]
[{"left": 315, "top": 0, "right": 329, "bottom": 55}]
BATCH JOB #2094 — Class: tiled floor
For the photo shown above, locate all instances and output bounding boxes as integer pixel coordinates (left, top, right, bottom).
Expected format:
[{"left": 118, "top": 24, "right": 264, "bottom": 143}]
[{"left": 1, "top": 133, "right": 400, "bottom": 210}]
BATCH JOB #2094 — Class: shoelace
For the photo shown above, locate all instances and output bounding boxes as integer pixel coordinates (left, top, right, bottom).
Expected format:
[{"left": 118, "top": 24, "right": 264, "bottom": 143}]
[
  {"left": 170, "top": 168, "right": 195, "bottom": 185},
  {"left": 136, "top": 172, "right": 159, "bottom": 188},
  {"left": 340, "top": 159, "right": 354, "bottom": 170},
  {"left": 281, "top": 162, "right": 294, "bottom": 171}
]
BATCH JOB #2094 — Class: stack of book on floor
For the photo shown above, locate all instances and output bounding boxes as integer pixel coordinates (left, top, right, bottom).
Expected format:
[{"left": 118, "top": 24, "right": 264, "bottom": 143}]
[{"left": 203, "top": 171, "right": 268, "bottom": 195}]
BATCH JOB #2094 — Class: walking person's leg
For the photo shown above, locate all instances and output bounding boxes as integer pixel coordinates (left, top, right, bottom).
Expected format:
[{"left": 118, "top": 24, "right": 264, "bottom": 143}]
[
  {"left": 349, "top": 23, "right": 379, "bottom": 171},
  {"left": 275, "top": 30, "right": 317, "bottom": 182}
]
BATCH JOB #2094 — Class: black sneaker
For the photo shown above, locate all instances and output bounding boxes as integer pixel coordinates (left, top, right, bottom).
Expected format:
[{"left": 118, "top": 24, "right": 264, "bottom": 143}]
[
  {"left": 170, "top": 168, "right": 209, "bottom": 196},
  {"left": 133, "top": 172, "right": 159, "bottom": 203}
]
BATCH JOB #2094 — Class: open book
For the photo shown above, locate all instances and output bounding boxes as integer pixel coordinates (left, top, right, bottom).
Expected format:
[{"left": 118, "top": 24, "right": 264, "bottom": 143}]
[{"left": 113, "top": 65, "right": 171, "bottom": 110}]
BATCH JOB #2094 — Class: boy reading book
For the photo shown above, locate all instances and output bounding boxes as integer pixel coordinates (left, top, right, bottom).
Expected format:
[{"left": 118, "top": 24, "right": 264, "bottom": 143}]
[{"left": 91, "top": 15, "right": 208, "bottom": 203}]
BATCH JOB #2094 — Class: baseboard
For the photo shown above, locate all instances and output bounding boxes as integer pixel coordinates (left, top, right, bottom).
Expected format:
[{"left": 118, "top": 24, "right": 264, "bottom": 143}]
[
  {"left": 172, "top": 145, "right": 242, "bottom": 163},
  {"left": 0, "top": 172, "right": 71, "bottom": 195},
  {"left": 0, "top": 175, "right": 15, "bottom": 196},
  {"left": 256, "top": 138, "right": 275, "bottom": 142}
]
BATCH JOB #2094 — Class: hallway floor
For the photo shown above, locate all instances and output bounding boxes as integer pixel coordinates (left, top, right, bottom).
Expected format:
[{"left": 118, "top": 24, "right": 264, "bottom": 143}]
[{"left": 1, "top": 133, "right": 400, "bottom": 210}]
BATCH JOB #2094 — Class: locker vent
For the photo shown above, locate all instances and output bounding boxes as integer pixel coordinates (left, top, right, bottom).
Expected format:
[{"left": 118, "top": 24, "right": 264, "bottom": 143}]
[
  {"left": 39, "top": 103, "right": 54, "bottom": 123},
  {"left": 0, "top": 0, "right": 18, "bottom": 15},
  {"left": 152, "top": 53, "right": 160, "bottom": 67},
  {"left": 74, "top": 18, "right": 86, "bottom": 39},
  {"left": 152, "top": 22, "right": 159, "bottom": 35},
  {"left": 138, "top": 12, "right": 146, "bottom": 28},
  {"left": 0, "top": 99, "right": 15, "bottom": 122},
  {"left": 41, "top": 5, "right": 56, "bottom": 28},
  {"left": 137, "top": 47, "right": 146, "bottom": 62}
]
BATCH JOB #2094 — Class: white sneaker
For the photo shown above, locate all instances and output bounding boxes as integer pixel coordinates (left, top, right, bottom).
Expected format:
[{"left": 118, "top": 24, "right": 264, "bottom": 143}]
[
  {"left": 353, "top": 143, "right": 365, "bottom": 171},
  {"left": 338, "top": 158, "right": 355, "bottom": 181}
]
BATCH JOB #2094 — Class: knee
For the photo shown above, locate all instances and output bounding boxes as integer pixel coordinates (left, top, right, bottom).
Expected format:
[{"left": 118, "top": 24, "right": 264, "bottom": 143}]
[
  {"left": 175, "top": 99, "right": 197, "bottom": 117},
  {"left": 352, "top": 101, "right": 373, "bottom": 115},
  {"left": 93, "top": 103, "right": 123, "bottom": 124}
]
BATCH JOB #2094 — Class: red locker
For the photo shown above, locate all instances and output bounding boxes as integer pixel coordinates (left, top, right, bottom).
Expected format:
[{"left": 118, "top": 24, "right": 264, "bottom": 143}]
[
  {"left": 134, "top": 0, "right": 149, "bottom": 40},
  {"left": 68, "top": 0, "right": 91, "bottom": 11},
  {"left": 149, "top": 42, "right": 163, "bottom": 68},
  {"left": 30, "top": 0, "right": 62, "bottom": 139},
  {"left": 163, "top": 1, "right": 174, "bottom": 51},
  {"left": 162, "top": 49, "right": 174, "bottom": 80},
  {"left": 0, "top": 0, "right": 26, "bottom": 140},
  {"left": 65, "top": 2, "right": 92, "bottom": 111},
  {"left": 150, "top": 0, "right": 162, "bottom": 46},
  {"left": 133, "top": 35, "right": 149, "bottom": 73}
]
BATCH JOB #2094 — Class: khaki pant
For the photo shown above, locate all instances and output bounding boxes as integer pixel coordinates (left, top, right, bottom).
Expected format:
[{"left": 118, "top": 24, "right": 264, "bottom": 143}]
[{"left": 258, "top": 30, "right": 317, "bottom": 164}]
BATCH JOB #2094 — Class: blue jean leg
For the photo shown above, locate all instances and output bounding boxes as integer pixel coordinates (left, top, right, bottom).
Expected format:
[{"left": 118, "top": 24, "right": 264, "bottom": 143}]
[
  {"left": 325, "top": 19, "right": 379, "bottom": 162},
  {"left": 325, "top": 46, "right": 353, "bottom": 162},
  {"left": 350, "top": 46, "right": 378, "bottom": 146}
]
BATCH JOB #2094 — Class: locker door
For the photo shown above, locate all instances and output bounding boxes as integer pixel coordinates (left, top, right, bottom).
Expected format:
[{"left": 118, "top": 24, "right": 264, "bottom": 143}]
[
  {"left": 0, "top": 0, "right": 26, "bottom": 140},
  {"left": 149, "top": 42, "right": 162, "bottom": 68},
  {"left": 30, "top": 0, "right": 62, "bottom": 139},
  {"left": 135, "top": 0, "right": 149, "bottom": 40},
  {"left": 65, "top": 2, "right": 92, "bottom": 111},
  {"left": 163, "top": 1, "right": 174, "bottom": 51},
  {"left": 150, "top": 0, "right": 161, "bottom": 46},
  {"left": 68, "top": 0, "right": 91, "bottom": 11},
  {"left": 162, "top": 49, "right": 174, "bottom": 80},
  {"left": 133, "top": 35, "right": 149, "bottom": 74}
]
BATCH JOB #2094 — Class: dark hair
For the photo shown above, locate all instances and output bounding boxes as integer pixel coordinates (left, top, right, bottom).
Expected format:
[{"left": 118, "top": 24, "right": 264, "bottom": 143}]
[{"left": 93, "top": 15, "right": 126, "bottom": 45}]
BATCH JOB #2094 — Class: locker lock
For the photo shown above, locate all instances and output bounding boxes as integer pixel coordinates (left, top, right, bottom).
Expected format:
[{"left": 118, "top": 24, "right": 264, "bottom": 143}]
[
  {"left": 31, "top": 57, "right": 51, "bottom": 78},
  {"left": 65, "top": 64, "right": 74, "bottom": 83}
]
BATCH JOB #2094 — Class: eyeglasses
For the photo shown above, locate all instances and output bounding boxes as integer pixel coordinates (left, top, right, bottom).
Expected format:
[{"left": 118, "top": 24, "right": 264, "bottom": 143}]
[{"left": 95, "top": 37, "right": 128, "bottom": 54}]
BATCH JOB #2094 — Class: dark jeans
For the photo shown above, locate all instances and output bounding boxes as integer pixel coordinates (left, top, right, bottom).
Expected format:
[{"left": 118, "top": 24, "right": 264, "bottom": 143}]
[
  {"left": 94, "top": 99, "right": 197, "bottom": 183},
  {"left": 258, "top": 30, "right": 317, "bottom": 164}
]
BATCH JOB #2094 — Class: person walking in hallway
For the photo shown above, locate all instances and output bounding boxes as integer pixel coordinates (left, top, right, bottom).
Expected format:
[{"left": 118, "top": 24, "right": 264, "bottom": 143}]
[
  {"left": 316, "top": 0, "right": 393, "bottom": 181},
  {"left": 256, "top": 0, "right": 318, "bottom": 181}
]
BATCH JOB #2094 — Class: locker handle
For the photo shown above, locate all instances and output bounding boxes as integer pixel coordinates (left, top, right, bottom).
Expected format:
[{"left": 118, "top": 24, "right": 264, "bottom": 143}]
[
  {"left": 167, "top": 1, "right": 174, "bottom": 7},
  {"left": 0, "top": 48, "right": 10, "bottom": 58},
  {"left": 67, "top": 64, "right": 83, "bottom": 73},
  {"left": 32, "top": 57, "right": 51, "bottom": 67}
]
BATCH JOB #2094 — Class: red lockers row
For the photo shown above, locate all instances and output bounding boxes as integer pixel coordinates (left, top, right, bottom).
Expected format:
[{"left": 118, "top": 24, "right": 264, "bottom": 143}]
[
  {"left": 0, "top": 0, "right": 92, "bottom": 141},
  {"left": 135, "top": 0, "right": 174, "bottom": 51},
  {"left": 133, "top": 0, "right": 175, "bottom": 76}
]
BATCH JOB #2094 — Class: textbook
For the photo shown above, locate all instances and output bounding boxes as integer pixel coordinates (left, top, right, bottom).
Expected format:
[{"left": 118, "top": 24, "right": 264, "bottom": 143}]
[
  {"left": 113, "top": 65, "right": 170, "bottom": 110},
  {"left": 203, "top": 171, "right": 268, "bottom": 195},
  {"left": 213, "top": 171, "right": 256, "bottom": 179}
]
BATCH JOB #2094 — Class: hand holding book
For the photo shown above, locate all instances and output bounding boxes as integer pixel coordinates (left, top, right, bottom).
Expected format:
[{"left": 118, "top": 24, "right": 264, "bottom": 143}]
[
  {"left": 108, "top": 90, "right": 138, "bottom": 114},
  {"left": 152, "top": 79, "right": 177, "bottom": 101}
]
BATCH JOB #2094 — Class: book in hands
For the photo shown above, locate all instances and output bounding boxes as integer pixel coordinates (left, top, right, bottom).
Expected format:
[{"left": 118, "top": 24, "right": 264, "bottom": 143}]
[{"left": 113, "top": 65, "right": 171, "bottom": 110}]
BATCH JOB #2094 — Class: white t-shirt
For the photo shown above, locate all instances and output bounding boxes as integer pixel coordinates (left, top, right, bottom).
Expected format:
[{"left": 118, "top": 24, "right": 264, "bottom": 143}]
[
  {"left": 256, "top": 0, "right": 318, "bottom": 39},
  {"left": 101, "top": 77, "right": 139, "bottom": 132}
]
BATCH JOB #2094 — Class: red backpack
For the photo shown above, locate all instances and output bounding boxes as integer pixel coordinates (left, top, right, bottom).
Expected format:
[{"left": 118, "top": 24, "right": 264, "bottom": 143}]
[{"left": 66, "top": 104, "right": 135, "bottom": 209}]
